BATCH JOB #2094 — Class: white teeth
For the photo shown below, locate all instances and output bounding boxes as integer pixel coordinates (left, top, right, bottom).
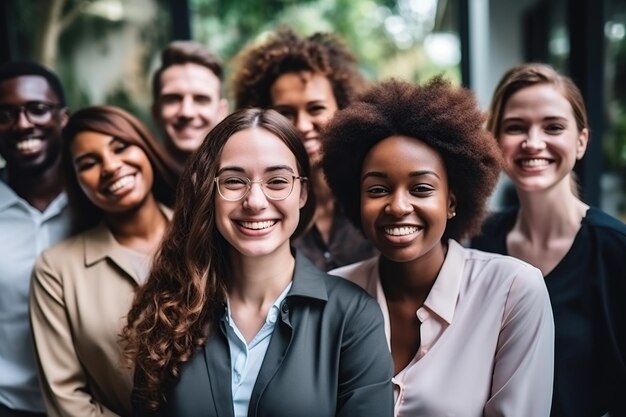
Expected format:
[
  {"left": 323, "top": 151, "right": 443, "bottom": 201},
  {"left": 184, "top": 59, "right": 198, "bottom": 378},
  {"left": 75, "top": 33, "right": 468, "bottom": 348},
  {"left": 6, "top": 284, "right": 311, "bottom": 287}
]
[
  {"left": 16, "top": 138, "right": 43, "bottom": 152},
  {"left": 520, "top": 159, "right": 550, "bottom": 167},
  {"left": 108, "top": 175, "right": 134, "bottom": 193},
  {"left": 239, "top": 220, "right": 276, "bottom": 230},
  {"left": 385, "top": 226, "right": 418, "bottom": 236}
]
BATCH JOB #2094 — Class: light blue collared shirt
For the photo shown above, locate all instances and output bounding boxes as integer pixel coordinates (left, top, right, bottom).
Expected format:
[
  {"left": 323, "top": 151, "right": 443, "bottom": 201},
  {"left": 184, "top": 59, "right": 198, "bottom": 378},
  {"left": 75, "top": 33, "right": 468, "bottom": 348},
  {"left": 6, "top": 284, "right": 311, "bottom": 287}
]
[
  {"left": 225, "top": 282, "right": 292, "bottom": 417},
  {"left": 0, "top": 180, "right": 73, "bottom": 412}
]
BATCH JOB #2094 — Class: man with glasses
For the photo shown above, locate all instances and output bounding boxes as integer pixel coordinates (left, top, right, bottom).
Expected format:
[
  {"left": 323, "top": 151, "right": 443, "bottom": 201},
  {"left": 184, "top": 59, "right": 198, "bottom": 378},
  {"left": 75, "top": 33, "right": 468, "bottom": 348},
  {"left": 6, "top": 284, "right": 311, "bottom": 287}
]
[
  {"left": 151, "top": 41, "right": 228, "bottom": 169},
  {"left": 0, "top": 62, "right": 73, "bottom": 417}
]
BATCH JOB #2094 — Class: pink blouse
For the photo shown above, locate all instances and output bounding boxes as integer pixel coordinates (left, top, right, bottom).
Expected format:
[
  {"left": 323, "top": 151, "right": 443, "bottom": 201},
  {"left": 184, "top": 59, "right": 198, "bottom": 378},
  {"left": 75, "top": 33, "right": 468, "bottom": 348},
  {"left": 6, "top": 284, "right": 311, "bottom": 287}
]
[{"left": 331, "top": 239, "right": 554, "bottom": 417}]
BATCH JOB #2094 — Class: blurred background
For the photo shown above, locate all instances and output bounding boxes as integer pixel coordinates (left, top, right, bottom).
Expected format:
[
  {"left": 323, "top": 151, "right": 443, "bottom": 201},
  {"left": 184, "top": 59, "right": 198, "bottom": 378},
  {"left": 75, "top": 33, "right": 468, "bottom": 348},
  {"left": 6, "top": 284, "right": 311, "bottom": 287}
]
[{"left": 1, "top": 0, "right": 625, "bottom": 220}]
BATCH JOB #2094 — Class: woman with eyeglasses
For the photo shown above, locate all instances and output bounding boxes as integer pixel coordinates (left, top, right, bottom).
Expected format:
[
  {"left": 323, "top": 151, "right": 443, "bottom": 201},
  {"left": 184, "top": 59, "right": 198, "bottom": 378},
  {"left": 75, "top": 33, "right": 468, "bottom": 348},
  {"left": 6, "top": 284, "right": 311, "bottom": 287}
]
[
  {"left": 29, "top": 105, "right": 180, "bottom": 417},
  {"left": 122, "top": 108, "right": 393, "bottom": 417}
]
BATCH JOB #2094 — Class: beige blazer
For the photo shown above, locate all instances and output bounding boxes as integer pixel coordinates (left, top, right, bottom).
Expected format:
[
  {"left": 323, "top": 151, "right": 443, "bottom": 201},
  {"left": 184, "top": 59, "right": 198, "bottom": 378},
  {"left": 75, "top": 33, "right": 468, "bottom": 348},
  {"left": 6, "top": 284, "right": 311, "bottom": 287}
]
[{"left": 29, "top": 208, "right": 171, "bottom": 417}]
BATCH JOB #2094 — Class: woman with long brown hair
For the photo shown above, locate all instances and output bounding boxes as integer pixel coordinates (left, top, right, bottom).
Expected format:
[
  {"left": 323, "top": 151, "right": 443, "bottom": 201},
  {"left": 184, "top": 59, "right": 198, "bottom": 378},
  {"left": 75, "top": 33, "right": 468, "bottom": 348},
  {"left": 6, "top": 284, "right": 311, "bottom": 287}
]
[
  {"left": 29, "top": 105, "right": 180, "bottom": 417},
  {"left": 123, "top": 108, "right": 393, "bottom": 416},
  {"left": 472, "top": 63, "right": 626, "bottom": 417}
]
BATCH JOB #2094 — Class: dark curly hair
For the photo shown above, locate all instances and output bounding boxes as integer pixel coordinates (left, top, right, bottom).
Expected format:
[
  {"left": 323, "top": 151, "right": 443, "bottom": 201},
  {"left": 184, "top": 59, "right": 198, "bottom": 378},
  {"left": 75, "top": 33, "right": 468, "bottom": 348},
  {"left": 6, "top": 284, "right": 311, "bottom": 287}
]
[
  {"left": 322, "top": 78, "right": 503, "bottom": 241},
  {"left": 61, "top": 105, "right": 182, "bottom": 232},
  {"left": 122, "top": 108, "right": 315, "bottom": 413},
  {"left": 230, "top": 26, "right": 366, "bottom": 110}
]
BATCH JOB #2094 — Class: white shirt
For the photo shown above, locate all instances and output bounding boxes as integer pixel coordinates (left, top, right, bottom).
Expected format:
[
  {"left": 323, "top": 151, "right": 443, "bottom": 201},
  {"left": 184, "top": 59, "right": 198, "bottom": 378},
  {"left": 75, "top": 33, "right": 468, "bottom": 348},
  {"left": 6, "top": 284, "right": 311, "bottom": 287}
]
[
  {"left": 331, "top": 239, "right": 555, "bottom": 417},
  {"left": 225, "top": 282, "right": 292, "bottom": 417},
  {"left": 0, "top": 181, "right": 73, "bottom": 412}
]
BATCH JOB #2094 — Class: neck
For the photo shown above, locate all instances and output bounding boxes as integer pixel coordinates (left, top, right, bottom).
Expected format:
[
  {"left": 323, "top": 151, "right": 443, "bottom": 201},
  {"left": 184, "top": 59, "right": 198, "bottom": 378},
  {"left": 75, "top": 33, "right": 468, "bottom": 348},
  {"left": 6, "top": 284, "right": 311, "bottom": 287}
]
[
  {"left": 7, "top": 158, "right": 63, "bottom": 212},
  {"left": 105, "top": 194, "right": 168, "bottom": 254},
  {"left": 311, "top": 168, "right": 335, "bottom": 242},
  {"left": 379, "top": 242, "right": 447, "bottom": 304},
  {"left": 165, "top": 140, "right": 189, "bottom": 168},
  {"left": 515, "top": 180, "right": 588, "bottom": 242},
  {"left": 228, "top": 243, "right": 295, "bottom": 307}
]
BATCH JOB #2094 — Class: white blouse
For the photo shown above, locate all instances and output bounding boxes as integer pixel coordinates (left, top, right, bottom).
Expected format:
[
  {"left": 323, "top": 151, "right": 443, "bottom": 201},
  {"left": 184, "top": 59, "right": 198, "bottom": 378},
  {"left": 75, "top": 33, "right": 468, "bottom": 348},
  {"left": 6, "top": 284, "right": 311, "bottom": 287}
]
[{"left": 331, "top": 239, "right": 555, "bottom": 417}]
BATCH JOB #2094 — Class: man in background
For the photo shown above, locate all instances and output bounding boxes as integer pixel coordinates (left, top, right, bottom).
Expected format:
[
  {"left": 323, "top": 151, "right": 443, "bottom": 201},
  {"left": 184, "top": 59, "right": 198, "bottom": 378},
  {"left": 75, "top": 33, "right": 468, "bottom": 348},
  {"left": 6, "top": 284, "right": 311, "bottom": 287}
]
[
  {"left": 0, "top": 61, "right": 73, "bottom": 417},
  {"left": 151, "top": 41, "right": 228, "bottom": 168}
]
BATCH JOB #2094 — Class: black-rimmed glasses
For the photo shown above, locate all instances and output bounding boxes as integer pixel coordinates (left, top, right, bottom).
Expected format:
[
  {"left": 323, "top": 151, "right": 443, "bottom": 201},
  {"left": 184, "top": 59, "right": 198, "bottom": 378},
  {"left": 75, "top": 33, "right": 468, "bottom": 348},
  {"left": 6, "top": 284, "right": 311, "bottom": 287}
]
[
  {"left": 0, "top": 101, "right": 62, "bottom": 128},
  {"left": 215, "top": 175, "right": 307, "bottom": 201}
]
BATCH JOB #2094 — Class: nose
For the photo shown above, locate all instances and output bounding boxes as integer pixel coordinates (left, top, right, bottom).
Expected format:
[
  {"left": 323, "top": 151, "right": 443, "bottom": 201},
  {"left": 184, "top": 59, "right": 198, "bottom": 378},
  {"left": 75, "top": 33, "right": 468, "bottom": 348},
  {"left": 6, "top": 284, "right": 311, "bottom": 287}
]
[
  {"left": 100, "top": 154, "right": 122, "bottom": 177},
  {"left": 295, "top": 113, "right": 314, "bottom": 136},
  {"left": 522, "top": 128, "right": 546, "bottom": 151},
  {"left": 242, "top": 182, "right": 268, "bottom": 212},
  {"left": 14, "top": 109, "right": 33, "bottom": 129},
  {"left": 384, "top": 191, "right": 413, "bottom": 218},
  {"left": 177, "top": 95, "right": 197, "bottom": 118}
]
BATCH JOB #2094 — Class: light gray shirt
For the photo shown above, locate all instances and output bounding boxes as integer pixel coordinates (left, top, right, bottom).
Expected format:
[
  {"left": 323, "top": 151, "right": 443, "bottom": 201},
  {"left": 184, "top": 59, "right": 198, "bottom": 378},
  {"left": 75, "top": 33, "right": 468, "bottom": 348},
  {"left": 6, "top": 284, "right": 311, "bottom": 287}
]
[{"left": 0, "top": 181, "right": 72, "bottom": 412}]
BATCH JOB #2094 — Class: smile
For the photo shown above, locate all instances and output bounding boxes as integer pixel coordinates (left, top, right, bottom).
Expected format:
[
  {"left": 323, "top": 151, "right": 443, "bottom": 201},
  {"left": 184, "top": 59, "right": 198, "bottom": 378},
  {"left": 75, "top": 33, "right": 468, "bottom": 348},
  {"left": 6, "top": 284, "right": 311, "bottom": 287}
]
[
  {"left": 16, "top": 138, "right": 43, "bottom": 152},
  {"left": 238, "top": 220, "right": 277, "bottom": 230},
  {"left": 384, "top": 226, "right": 420, "bottom": 236},
  {"left": 518, "top": 158, "right": 551, "bottom": 167},
  {"left": 107, "top": 175, "right": 135, "bottom": 193}
]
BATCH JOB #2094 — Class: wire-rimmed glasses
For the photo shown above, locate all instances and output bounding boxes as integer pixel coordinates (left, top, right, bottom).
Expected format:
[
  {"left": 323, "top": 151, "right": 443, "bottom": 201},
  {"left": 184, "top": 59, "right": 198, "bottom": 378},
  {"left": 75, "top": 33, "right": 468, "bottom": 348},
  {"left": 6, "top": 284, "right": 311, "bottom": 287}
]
[
  {"left": 215, "top": 175, "right": 307, "bottom": 201},
  {"left": 0, "top": 101, "right": 62, "bottom": 128}
]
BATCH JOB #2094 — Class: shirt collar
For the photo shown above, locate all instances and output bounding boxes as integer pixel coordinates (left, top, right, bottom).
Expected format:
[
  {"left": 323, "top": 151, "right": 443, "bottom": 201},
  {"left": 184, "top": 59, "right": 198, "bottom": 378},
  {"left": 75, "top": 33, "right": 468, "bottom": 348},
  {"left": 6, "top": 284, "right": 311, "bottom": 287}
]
[
  {"left": 83, "top": 204, "right": 173, "bottom": 285},
  {"left": 285, "top": 250, "right": 329, "bottom": 302},
  {"left": 0, "top": 180, "right": 68, "bottom": 217},
  {"left": 0, "top": 180, "right": 19, "bottom": 211},
  {"left": 422, "top": 239, "right": 466, "bottom": 324}
]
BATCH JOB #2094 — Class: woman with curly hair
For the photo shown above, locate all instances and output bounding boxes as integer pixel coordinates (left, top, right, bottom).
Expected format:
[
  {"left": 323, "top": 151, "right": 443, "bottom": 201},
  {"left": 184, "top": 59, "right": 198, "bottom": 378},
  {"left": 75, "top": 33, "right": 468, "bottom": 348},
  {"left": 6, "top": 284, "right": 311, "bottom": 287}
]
[
  {"left": 123, "top": 108, "right": 393, "bottom": 416},
  {"left": 230, "top": 26, "right": 376, "bottom": 271},
  {"left": 472, "top": 63, "right": 626, "bottom": 417},
  {"left": 324, "top": 78, "right": 555, "bottom": 417},
  {"left": 29, "top": 105, "right": 180, "bottom": 417}
]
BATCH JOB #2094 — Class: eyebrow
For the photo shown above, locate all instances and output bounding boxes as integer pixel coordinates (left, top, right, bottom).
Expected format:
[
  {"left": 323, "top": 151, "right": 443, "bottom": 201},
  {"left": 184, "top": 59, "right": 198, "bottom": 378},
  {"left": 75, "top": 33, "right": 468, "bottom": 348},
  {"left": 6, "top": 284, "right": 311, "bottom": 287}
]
[
  {"left": 362, "top": 170, "right": 441, "bottom": 182},
  {"left": 502, "top": 116, "right": 569, "bottom": 123},
  {"left": 73, "top": 137, "right": 122, "bottom": 163},
  {"left": 217, "top": 165, "right": 296, "bottom": 176}
]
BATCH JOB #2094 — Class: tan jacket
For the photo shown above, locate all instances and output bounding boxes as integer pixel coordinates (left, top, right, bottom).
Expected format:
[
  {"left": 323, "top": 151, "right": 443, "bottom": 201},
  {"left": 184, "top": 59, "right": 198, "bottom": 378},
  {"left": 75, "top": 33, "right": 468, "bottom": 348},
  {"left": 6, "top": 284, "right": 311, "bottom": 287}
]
[{"left": 29, "top": 208, "right": 171, "bottom": 417}]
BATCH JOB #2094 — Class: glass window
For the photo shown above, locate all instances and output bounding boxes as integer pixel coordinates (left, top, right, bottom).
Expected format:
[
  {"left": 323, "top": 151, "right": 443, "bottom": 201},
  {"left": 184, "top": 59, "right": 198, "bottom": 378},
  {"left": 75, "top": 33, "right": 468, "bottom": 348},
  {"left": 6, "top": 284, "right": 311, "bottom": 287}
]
[
  {"left": 4, "top": 0, "right": 171, "bottom": 126},
  {"left": 603, "top": 0, "right": 626, "bottom": 220},
  {"left": 190, "top": 0, "right": 462, "bottom": 84}
]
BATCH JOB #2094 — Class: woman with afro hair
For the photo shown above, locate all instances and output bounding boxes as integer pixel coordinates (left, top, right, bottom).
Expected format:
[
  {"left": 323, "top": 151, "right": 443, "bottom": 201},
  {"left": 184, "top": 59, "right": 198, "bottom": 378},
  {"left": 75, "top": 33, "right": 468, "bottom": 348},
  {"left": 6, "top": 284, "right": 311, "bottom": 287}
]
[
  {"left": 325, "top": 78, "right": 555, "bottom": 417},
  {"left": 230, "top": 26, "right": 377, "bottom": 271}
]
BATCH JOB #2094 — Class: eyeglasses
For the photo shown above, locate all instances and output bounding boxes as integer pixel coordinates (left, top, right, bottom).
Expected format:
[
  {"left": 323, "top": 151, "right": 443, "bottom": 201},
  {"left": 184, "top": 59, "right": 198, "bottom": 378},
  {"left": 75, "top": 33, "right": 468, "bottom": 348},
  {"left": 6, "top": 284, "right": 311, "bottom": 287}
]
[
  {"left": 0, "top": 101, "right": 62, "bottom": 128},
  {"left": 215, "top": 175, "right": 307, "bottom": 201}
]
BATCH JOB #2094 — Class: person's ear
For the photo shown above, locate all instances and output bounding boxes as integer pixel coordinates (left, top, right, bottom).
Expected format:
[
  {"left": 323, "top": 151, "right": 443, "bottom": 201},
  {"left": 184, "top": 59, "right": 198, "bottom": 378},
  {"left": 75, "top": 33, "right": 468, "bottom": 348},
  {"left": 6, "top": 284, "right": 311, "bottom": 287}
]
[
  {"left": 299, "top": 180, "right": 308, "bottom": 209},
  {"left": 447, "top": 192, "right": 457, "bottom": 220},
  {"left": 58, "top": 107, "right": 70, "bottom": 128},
  {"left": 218, "top": 98, "right": 229, "bottom": 122},
  {"left": 576, "top": 128, "right": 589, "bottom": 160}
]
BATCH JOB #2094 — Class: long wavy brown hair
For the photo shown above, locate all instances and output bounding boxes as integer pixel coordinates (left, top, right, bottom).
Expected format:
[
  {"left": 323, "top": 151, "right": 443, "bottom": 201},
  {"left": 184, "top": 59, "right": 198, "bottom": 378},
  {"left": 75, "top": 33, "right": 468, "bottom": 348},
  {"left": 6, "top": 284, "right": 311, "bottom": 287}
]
[
  {"left": 122, "top": 108, "right": 315, "bottom": 413},
  {"left": 62, "top": 105, "right": 181, "bottom": 232}
]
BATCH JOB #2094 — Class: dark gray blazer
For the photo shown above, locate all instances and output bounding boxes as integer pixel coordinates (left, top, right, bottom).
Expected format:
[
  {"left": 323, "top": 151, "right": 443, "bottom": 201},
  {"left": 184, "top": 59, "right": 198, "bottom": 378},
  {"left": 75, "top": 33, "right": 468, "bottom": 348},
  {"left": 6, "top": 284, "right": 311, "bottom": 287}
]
[{"left": 159, "top": 252, "right": 393, "bottom": 417}]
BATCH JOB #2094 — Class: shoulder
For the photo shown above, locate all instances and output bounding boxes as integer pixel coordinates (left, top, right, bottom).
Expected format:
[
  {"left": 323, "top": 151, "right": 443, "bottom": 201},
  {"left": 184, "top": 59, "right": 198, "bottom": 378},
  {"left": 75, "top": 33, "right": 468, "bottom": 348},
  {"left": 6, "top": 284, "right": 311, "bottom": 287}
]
[
  {"left": 37, "top": 233, "right": 85, "bottom": 263},
  {"left": 471, "top": 207, "right": 518, "bottom": 252},
  {"left": 462, "top": 245, "right": 545, "bottom": 293},
  {"left": 584, "top": 207, "right": 626, "bottom": 239},
  {"left": 329, "top": 256, "right": 378, "bottom": 285}
]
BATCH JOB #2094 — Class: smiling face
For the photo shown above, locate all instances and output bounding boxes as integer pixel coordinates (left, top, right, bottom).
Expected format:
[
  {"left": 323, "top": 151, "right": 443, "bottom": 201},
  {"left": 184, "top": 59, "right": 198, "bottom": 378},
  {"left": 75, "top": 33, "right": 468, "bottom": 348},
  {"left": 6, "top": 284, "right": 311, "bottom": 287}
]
[
  {"left": 215, "top": 128, "right": 307, "bottom": 260},
  {"left": 360, "top": 135, "right": 455, "bottom": 265},
  {"left": 71, "top": 131, "right": 154, "bottom": 214},
  {"left": 153, "top": 63, "right": 227, "bottom": 156},
  {"left": 498, "top": 83, "right": 588, "bottom": 195},
  {"left": 0, "top": 75, "right": 67, "bottom": 173},
  {"left": 270, "top": 72, "right": 338, "bottom": 167}
]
